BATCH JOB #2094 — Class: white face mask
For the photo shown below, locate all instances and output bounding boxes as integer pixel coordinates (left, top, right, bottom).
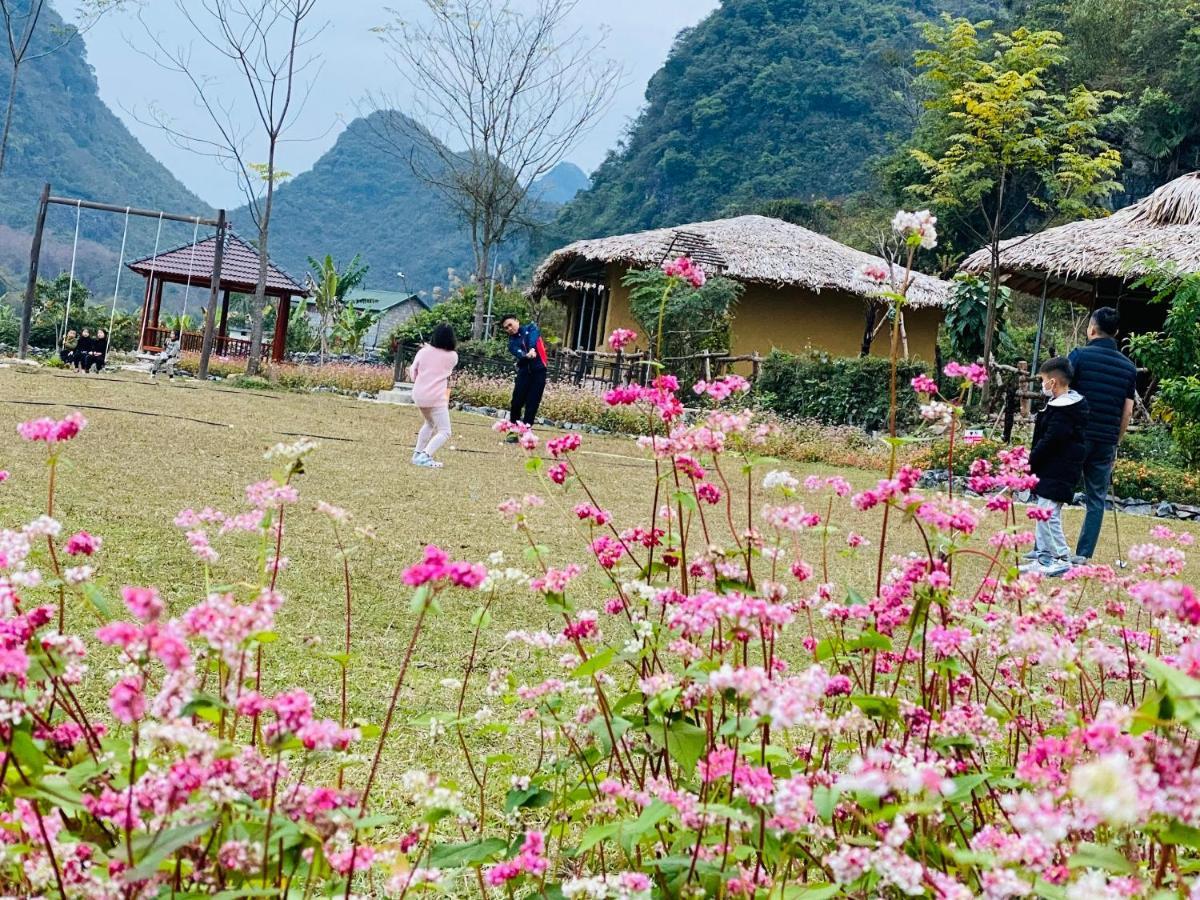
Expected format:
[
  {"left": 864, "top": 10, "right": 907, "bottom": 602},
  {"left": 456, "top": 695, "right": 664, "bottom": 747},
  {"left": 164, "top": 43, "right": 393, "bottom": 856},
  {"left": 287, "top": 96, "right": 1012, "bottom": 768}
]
[{"left": 1041, "top": 382, "right": 1055, "bottom": 397}]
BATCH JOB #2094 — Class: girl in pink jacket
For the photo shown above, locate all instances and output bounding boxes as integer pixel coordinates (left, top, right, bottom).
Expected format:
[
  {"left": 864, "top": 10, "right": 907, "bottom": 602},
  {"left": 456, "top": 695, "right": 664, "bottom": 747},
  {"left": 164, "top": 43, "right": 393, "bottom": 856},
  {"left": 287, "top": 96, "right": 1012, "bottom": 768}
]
[{"left": 407, "top": 324, "right": 459, "bottom": 468}]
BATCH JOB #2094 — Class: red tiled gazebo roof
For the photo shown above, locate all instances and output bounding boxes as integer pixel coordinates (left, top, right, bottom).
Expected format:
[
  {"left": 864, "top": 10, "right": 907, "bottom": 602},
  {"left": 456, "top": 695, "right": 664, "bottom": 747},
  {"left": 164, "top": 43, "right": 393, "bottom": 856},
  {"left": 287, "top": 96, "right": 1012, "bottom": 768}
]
[{"left": 128, "top": 232, "right": 308, "bottom": 297}]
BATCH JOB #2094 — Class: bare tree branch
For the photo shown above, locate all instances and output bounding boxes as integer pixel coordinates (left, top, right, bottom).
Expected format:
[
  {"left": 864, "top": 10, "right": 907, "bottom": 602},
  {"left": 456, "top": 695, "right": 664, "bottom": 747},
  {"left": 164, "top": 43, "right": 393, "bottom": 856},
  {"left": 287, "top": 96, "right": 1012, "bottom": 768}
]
[
  {"left": 132, "top": 0, "right": 325, "bottom": 376},
  {"left": 366, "top": 0, "right": 622, "bottom": 339}
]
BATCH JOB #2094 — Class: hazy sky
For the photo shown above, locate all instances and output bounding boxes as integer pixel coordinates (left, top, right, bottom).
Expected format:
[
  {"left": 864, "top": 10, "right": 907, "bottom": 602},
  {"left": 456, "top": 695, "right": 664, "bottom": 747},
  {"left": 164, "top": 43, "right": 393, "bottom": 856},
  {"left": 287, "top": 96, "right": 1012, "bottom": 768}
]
[{"left": 84, "top": 1, "right": 719, "bottom": 209}]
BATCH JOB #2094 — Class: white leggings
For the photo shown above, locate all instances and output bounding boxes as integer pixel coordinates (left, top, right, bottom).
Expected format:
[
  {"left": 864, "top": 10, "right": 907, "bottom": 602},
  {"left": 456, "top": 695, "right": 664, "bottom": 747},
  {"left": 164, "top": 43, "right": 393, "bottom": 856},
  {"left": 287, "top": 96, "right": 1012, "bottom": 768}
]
[{"left": 416, "top": 406, "right": 451, "bottom": 457}]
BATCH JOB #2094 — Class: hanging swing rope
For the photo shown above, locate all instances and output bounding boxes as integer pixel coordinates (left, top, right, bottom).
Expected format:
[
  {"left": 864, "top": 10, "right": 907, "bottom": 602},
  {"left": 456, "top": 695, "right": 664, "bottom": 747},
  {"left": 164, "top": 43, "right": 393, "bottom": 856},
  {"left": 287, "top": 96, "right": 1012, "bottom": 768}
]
[
  {"left": 177, "top": 217, "right": 201, "bottom": 336},
  {"left": 57, "top": 200, "right": 82, "bottom": 353},
  {"left": 104, "top": 208, "right": 133, "bottom": 361}
]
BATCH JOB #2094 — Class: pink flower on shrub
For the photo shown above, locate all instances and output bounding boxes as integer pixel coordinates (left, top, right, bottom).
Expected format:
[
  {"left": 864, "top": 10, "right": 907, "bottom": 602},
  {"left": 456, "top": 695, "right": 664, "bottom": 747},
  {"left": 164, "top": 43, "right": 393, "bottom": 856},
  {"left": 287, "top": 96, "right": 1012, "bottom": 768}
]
[
  {"left": 574, "top": 503, "right": 612, "bottom": 526},
  {"left": 911, "top": 374, "right": 938, "bottom": 395},
  {"left": 0, "top": 646, "right": 29, "bottom": 681},
  {"left": 603, "top": 384, "right": 642, "bottom": 407},
  {"left": 17, "top": 412, "right": 86, "bottom": 444},
  {"left": 65, "top": 531, "right": 100, "bottom": 556},
  {"left": 944, "top": 360, "right": 988, "bottom": 387},
  {"left": 591, "top": 535, "right": 625, "bottom": 569},
  {"left": 608, "top": 328, "right": 638, "bottom": 351},
  {"left": 662, "top": 255, "right": 707, "bottom": 288},
  {"left": 327, "top": 844, "right": 375, "bottom": 875},
  {"left": 694, "top": 374, "right": 750, "bottom": 402},
  {"left": 109, "top": 675, "right": 146, "bottom": 724}
]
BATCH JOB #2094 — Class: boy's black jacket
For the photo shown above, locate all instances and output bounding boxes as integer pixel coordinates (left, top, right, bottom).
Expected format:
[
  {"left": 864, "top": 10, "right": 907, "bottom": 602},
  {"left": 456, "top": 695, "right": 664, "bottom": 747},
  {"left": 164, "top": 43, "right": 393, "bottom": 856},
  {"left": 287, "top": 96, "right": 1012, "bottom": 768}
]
[{"left": 1029, "top": 391, "right": 1089, "bottom": 503}]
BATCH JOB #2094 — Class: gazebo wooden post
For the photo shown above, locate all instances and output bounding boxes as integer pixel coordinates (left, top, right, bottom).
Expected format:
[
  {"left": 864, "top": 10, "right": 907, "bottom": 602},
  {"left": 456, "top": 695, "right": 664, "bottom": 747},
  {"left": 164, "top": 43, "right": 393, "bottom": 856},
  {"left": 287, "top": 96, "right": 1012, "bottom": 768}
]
[
  {"left": 137, "top": 275, "right": 154, "bottom": 351},
  {"left": 151, "top": 277, "right": 165, "bottom": 337},
  {"left": 218, "top": 289, "right": 231, "bottom": 356},
  {"left": 271, "top": 294, "right": 291, "bottom": 363}
]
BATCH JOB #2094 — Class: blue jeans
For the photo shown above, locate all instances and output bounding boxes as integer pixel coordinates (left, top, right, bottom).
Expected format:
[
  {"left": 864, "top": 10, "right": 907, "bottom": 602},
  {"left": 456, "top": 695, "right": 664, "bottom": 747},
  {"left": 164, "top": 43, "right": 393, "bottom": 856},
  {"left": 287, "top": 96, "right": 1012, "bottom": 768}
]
[
  {"left": 1035, "top": 496, "right": 1069, "bottom": 563},
  {"left": 1076, "top": 440, "right": 1116, "bottom": 559}
]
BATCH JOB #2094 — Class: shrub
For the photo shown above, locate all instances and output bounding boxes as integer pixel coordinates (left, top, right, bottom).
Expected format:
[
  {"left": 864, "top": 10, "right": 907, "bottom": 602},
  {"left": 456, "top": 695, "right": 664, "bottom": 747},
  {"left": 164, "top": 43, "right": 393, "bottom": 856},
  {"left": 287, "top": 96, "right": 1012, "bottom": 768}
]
[
  {"left": 451, "top": 372, "right": 646, "bottom": 434},
  {"left": 390, "top": 283, "right": 531, "bottom": 346},
  {"left": 918, "top": 435, "right": 1009, "bottom": 477},
  {"left": 757, "top": 349, "right": 929, "bottom": 431},
  {"left": 1112, "top": 457, "right": 1200, "bottom": 505},
  {"left": 1122, "top": 424, "right": 1189, "bottom": 468},
  {"left": 176, "top": 356, "right": 394, "bottom": 395}
]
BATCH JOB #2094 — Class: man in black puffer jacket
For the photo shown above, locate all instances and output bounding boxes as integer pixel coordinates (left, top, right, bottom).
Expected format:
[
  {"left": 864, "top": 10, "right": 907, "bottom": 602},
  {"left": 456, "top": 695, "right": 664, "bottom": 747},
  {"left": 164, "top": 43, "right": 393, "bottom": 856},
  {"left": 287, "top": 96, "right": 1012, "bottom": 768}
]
[
  {"left": 1067, "top": 307, "right": 1137, "bottom": 562},
  {"left": 1022, "top": 357, "right": 1089, "bottom": 578}
]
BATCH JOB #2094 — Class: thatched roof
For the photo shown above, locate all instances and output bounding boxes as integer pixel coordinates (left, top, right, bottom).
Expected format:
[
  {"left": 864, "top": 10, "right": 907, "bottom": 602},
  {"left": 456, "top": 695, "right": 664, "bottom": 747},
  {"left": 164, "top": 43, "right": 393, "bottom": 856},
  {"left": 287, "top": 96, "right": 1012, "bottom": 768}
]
[
  {"left": 530, "top": 215, "right": 951, "bottom": 309},
  {"left": 960, "top": 171, "right": 1200, "bottom": 301}
]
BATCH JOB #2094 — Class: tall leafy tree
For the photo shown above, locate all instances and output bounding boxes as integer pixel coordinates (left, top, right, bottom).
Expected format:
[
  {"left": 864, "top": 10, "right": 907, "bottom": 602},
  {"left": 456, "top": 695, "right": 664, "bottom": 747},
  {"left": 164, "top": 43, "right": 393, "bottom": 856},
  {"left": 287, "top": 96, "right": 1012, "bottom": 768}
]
[
  {"left": 903, "top": 16, "right": 1122, "bottom": 396},
  {"left": 1005, "top": 0, "right": 1200, "bottom": 195}
]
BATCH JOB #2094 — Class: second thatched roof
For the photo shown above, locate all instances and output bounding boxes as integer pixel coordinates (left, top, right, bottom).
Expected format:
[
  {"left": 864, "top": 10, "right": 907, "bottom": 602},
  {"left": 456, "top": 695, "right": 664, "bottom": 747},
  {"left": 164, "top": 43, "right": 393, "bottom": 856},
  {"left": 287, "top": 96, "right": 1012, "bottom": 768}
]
[
  {"left": 960, "top": 171, "right": 1200, "bottom": 300},
  {"left": 530, "top": 215, "right": 952, "bottom": 309}
]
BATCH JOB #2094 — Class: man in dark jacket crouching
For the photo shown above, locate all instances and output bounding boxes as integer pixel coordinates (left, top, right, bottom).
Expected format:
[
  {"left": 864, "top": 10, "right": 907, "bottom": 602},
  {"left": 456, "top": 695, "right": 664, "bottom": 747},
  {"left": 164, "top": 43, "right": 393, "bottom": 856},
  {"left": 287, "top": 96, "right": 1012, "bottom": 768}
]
[{"left": 1021, "top": 357, "right": 1089, "bottom": 578}]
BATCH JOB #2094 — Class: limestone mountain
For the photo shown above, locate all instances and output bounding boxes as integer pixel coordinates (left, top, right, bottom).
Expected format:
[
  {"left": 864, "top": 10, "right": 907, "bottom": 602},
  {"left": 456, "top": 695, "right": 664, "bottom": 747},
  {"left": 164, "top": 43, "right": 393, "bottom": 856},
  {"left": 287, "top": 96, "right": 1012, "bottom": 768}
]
[
  {"left": 0, "top": 4, "right": 210, "bottom": 298},
  {"left": 230, "top": 112, "right": 475, "bottom": 299}
]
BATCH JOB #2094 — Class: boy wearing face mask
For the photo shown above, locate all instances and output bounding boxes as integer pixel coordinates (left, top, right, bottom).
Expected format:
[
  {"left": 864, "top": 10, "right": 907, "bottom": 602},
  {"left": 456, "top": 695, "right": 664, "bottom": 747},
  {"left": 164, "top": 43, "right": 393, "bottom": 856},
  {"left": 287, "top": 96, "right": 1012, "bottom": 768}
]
[{"left": 1021, "top": 357, "right": 1089, "bottom": 577}]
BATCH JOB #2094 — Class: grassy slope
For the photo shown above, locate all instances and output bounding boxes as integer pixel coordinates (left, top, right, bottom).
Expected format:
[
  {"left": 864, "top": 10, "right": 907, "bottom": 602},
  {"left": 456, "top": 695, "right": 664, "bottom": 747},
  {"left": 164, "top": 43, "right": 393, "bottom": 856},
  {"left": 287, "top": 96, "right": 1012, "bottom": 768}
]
[{"left": 1, "top": 366, "right": 1193, "bottom": 803}]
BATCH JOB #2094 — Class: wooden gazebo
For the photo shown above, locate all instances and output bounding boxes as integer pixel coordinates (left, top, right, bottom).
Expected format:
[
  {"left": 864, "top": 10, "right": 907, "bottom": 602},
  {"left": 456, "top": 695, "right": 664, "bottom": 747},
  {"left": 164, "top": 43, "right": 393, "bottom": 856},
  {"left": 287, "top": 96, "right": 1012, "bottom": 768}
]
[{"left": 130, "top": 232, "right": 308, "bottom": 362}]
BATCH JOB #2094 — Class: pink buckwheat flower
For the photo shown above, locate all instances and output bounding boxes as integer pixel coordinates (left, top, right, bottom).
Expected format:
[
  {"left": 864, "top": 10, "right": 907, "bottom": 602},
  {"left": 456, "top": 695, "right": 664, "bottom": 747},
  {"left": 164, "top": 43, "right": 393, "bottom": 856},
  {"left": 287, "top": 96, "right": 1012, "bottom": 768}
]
[
  {"left": 64, "top": 531, "right": 100, "bottom": 556},
  {"left": 17, "top": 411, "right": 86, "bottom": 444},
  {"left": 911, "top": 373, "right": 939, "bottom": 394},
  {"left": 608, "top": 328, "right": 638, "bottom": 351},
  {"left": 109, "top": 675, "right": 146, "bottom": 725},
  {"left": 122, "top": 586, "right": 164, "bottom": 622}
]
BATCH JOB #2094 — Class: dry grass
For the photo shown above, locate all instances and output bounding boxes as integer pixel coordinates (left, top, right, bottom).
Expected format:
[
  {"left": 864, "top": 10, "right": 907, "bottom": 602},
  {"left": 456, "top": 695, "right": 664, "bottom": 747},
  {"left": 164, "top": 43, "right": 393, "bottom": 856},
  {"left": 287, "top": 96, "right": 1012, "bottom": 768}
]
[{"left": 1, "top": 364, "right": 1194, "bottom": 808}]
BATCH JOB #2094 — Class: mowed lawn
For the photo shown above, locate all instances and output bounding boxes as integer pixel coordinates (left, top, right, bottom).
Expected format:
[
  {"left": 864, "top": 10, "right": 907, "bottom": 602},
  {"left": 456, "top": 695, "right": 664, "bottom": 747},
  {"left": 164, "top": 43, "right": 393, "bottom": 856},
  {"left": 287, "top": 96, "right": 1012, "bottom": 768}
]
[{"left": 2, "top": 364, "right": 1196, "bottom": 805}]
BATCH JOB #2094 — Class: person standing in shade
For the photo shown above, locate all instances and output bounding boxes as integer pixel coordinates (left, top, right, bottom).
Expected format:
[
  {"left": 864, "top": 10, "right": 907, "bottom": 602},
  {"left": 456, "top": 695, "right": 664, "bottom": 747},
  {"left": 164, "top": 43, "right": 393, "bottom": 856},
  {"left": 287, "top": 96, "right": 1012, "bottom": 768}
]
[
  {"left": 501, "top": 314, "right": 547, "bottom": 441},
  {"left": 1067, "top": 306, "right": 1138, "bottom": 563},
  {"left": 1021, "top": 357, "right": 1089, "bottom": 578},
  {"left": 407, "top": 323, "right": 459, "bottom": 469}
]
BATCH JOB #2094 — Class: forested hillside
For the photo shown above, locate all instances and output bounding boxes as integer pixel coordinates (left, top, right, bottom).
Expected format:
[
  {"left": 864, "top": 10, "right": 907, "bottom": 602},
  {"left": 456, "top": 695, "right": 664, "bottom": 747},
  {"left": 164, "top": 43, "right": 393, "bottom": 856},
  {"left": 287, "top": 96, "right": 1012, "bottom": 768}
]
[
  {"left": 547, "top": 0, "right": 998, "bottom": 246},
  {"left": 0, "top": 4, "right": 210, "bottom": 298}
]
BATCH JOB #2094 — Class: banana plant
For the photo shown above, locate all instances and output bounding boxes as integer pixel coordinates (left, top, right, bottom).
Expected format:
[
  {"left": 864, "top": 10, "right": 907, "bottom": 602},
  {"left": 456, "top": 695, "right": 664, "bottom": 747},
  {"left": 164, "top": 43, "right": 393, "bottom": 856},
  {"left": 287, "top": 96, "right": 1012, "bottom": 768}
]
[
  {"left": 332, "top": 305, "right": 378, "bottom": 357},
  {"left": 306, "top": 254, "right": 368, "bottom": 362}
]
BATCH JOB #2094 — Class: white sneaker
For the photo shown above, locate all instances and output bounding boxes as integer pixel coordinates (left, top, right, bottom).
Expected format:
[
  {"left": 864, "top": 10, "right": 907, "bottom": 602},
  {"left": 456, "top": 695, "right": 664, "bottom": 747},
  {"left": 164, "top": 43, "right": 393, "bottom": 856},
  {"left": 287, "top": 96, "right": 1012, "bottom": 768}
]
[
  {"left": 1038, "top": 560, "right": 1070, "bottom": 578},
  {"left": 411, "top": 450, "right": 427, "bottom": 466},
  {"left": 1021, "top": 549, "right": 1040, "bottom": 561},
  {"left": 417, "top": 455, "right": 443, "bottom": 469}
]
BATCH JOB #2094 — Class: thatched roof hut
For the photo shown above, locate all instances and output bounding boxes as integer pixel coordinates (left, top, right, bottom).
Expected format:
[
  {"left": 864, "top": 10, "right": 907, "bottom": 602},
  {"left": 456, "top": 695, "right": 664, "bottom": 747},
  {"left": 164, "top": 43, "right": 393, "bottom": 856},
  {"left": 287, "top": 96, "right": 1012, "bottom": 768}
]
[
  {"left": 960, "top": 171, "right": 1200, "bottom": 303},
  {"left": 531, "top": 215, "right": 951, "bottom": 308},
  {"left": 529, "top": 215, "right": 952, "bottom": 365}
]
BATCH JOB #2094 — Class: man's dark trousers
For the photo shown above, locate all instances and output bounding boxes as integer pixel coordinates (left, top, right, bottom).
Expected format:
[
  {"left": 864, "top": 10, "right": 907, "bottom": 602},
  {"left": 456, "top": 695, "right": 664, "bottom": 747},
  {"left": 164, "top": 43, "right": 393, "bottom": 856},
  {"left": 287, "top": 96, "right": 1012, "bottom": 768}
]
[{"left": 510, "top": 365, "right": 547, "bottom": 426}]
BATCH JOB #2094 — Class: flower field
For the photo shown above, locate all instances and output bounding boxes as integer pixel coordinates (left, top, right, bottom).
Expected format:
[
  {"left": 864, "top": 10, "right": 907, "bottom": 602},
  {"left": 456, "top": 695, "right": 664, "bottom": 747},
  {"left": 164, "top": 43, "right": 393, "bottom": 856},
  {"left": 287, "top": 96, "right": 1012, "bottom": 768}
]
[{"left": 1, "top": 361, "right": 1199, "bottom": 898}]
